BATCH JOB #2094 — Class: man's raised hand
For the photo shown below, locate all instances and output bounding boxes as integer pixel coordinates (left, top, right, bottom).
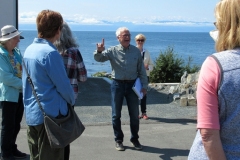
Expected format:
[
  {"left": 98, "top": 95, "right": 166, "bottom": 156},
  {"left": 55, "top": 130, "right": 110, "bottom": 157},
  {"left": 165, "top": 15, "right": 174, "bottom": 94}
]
[{"left": 96, "top": 38, "right": 105, "bottom": 53}]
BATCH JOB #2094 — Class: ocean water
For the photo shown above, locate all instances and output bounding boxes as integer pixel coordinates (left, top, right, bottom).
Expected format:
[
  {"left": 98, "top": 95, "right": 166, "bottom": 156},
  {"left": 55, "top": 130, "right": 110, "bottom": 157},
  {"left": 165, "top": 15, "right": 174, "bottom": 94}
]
[{"left": 19, "top": 31, "right": 215, "bottom": 76}]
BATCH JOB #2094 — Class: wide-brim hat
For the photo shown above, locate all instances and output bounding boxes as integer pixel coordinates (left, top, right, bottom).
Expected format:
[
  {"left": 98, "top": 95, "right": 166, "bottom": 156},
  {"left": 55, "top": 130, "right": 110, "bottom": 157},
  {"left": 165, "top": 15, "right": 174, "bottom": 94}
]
[{"left": 0, "top": 25, "right": 23, "bottom": 42}]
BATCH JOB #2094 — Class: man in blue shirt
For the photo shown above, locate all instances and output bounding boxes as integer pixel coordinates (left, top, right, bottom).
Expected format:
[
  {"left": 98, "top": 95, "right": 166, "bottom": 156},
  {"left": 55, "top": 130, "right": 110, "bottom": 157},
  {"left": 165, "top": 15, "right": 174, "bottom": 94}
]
[{"left": 94, "top": 27, "right": 148, "bottom": 151}]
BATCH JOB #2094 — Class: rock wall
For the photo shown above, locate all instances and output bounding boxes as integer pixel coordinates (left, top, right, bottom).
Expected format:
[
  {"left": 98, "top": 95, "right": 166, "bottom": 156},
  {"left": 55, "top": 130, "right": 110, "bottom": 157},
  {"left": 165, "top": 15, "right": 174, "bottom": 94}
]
[
  {"left": 149, "top": 71, "right": 200, "bottom": 106},
  {"left": 93, "top": 71, "right": 200, "bottom": 106}
]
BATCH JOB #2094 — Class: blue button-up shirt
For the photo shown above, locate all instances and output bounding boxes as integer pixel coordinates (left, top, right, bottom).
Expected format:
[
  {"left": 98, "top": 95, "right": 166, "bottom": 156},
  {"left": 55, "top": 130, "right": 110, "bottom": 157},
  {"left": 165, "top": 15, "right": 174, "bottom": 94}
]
[{"left": 22, "top": 38, "right": 75, "bottom": 126}]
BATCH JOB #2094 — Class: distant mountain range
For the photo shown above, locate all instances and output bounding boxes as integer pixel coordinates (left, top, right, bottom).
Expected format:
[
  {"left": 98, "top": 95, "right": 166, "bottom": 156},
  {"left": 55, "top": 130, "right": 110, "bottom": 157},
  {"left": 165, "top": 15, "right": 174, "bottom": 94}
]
[{"left": 19, "top": 22, "right": 215, "bottom": 32}]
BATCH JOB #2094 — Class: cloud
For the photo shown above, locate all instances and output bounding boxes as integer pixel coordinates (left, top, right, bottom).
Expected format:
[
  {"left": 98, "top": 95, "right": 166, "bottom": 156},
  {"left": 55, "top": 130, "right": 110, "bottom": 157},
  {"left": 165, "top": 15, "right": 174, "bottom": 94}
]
[
  {"left": 19, "top": 12, "right": 213, "bottom": 26},
  {"left": 19, "top": 12, "right": 38, "bottom": 23}
]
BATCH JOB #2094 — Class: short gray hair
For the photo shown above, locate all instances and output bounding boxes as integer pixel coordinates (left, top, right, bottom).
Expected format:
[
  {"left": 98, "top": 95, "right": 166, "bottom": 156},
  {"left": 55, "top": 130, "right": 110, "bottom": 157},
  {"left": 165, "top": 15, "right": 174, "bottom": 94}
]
[{"left": 115, "top": 27, "right": 129, "bottom": 37}]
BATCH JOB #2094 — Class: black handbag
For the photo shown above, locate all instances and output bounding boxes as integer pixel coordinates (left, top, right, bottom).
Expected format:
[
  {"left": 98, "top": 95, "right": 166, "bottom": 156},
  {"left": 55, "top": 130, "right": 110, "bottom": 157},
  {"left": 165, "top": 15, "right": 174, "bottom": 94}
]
[{"left": 22, "top": 58, "right": 85, "bottom": 148}]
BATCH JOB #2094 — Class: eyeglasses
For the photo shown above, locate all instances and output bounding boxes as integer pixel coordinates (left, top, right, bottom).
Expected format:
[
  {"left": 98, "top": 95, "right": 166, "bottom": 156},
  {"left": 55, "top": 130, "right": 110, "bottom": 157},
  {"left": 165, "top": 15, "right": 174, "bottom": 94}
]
[
  {"left": 137, "top": 39, "right": 144, "bottom": 42},
  {"left": 120, "top": 34, "right": 131, "bottom": 37},
  {"left": 1, "top": 30, "right": 18, "bottom": 37},
  {"left": 214, "top": 22, "right": 218, "bottom": 29}
]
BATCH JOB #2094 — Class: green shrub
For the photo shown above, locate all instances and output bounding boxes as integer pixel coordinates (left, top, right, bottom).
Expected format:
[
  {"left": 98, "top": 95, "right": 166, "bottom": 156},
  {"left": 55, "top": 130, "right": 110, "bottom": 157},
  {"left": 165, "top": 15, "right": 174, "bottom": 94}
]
[
  {"left": 92, "top": 71, "right": 112, "bottom": 79},
  {"left": 92, "top": 71, "right": 107, "bottom": 77},
  {"left": 150, "top": 46, "right": 200, "bottom": 83},
  {"left": 183, "top": 56, "right": 200, "bottom": 73}
]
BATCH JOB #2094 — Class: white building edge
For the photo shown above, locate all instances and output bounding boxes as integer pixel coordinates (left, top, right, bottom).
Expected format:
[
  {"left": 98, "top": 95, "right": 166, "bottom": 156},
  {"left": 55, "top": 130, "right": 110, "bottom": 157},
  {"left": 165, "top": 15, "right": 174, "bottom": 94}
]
[{"left": 0, "top": 0, "right": 18, "bottom": 30}]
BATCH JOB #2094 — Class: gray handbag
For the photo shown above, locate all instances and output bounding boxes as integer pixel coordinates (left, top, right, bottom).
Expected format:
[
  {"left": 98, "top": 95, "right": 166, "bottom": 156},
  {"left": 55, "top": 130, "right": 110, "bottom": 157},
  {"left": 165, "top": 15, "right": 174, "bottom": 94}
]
[
  {"left": 43, "top": 104, "right": 85, "bottom": 148},
  {"left": 22, "top": 58, "right": 85, "bottom": 148}
]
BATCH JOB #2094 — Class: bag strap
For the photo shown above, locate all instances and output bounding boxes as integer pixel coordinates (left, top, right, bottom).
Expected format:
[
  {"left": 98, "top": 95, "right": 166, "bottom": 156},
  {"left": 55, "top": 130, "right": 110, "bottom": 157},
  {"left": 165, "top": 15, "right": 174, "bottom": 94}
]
[
  {"left": 21, "top": 55, "right": 46, "bottom": 116},
  {"left": 142, "top": 51, "right": 145, "bottom": 60}
]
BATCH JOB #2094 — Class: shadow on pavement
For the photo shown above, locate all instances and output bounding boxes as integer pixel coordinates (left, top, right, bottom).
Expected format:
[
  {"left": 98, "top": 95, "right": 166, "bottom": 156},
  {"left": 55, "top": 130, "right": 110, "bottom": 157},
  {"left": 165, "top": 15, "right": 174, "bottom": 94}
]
[
  {"left": 123, "top": 146, "right": 190, "bottom": 160},
  {"left": 76, "top": 77, "right": 173, "bottom": 107},
  {"left": 157, "top": 148, "right": 190, "bottom": 160},
  {"left": 0, "top": 154, "right": 30, "bottom": 160},
  {"left": 156, "top": 148, "right": 190, "bottom": 160},
  {"left": 149, "top": 117, "right": 196, "bottom": 125}
]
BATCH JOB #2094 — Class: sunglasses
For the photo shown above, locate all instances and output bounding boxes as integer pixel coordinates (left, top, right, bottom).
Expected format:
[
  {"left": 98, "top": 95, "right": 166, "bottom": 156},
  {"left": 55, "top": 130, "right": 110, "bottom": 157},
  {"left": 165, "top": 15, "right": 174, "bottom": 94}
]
[{"left": 137, "top": 39, "right": 144, "bottom": 42}]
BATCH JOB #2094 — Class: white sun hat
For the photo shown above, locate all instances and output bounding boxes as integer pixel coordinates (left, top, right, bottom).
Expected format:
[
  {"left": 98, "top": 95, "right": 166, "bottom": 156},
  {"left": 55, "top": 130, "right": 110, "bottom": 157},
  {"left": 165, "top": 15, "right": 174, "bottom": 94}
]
[{"left": 0, "top": 25, "right": 23, "bottom": 42}]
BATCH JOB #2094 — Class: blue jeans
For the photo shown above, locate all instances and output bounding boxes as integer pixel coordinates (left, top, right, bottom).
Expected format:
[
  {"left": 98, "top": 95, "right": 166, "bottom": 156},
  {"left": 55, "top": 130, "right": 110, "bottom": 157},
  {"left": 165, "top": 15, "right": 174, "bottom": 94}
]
[
  {"left": 1, "top": 93, "right": 24, "bottom": 157},
  {"left": 111, "top": 80, "right": 139, "bottom": 142}
]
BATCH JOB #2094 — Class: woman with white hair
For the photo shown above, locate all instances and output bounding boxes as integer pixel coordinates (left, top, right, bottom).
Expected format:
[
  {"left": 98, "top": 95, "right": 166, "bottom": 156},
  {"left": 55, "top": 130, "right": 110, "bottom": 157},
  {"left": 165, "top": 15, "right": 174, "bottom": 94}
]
[
  {"left": 0, "top": 25, "right": 26, "bottom": 160},
  {"left": 54, "top": 21, "right": 87, "bottom": 160}
]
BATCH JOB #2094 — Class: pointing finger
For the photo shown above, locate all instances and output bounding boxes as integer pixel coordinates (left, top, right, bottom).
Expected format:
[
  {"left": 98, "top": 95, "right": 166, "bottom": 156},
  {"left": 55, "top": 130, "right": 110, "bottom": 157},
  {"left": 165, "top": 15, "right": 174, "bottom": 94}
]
[{"left": 102, "top": 38, "right": 104, "bottom": 46}]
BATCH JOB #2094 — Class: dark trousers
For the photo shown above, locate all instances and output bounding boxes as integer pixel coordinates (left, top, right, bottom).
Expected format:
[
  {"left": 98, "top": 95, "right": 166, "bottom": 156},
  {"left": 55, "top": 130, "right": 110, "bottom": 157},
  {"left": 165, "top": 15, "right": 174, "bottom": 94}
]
[
  {"left": 140, "top": 76, "right": 149, "bottom": 114},
  {"left": 64, "top": 105, "right": 74, "bottom": 160},
  {"left": 1, "top": 93, "right": 24, "bottom": 157},
  {"left": 28, "top": 124, "right": 64, "bottom": 160},
  {"left": 140, "top": 76, "right": 149, "bottom": 113},
  {"left": 64, "top": 145, "right": 70, "bottom": 160},
  {"left": 140, "top": 95, "right": 147, "bottom": 113},
  {"left": 111, "top": 80, "right": 140, "bottom": 142}
]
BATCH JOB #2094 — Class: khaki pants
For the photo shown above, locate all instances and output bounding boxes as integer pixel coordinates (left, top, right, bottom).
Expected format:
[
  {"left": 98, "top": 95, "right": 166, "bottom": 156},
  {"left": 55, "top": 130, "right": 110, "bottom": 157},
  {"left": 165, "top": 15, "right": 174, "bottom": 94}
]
[{"left": 27, "top": 124, "right": 64, "bottom": 160}]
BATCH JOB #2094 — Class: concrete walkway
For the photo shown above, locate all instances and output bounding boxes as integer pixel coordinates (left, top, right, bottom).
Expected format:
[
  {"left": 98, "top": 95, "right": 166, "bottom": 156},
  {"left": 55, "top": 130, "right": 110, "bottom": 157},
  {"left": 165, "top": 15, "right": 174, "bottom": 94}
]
[{"left": 2, "top": 77, "right": 197, "bottom": 160}]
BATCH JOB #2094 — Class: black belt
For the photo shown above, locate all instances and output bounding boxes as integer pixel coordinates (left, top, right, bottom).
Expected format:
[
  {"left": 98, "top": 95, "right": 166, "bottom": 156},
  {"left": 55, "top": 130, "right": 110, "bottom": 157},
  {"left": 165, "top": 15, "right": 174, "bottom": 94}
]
[{"left": 113, "top": 79, "right": 136, "bottom": 83}]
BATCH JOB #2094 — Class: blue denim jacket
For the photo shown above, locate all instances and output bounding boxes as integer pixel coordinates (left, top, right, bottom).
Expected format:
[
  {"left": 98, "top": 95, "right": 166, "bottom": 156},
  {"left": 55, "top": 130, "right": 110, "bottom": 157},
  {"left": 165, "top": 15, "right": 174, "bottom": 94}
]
[{"left": 22, "top": 38, "right": 75, "bottom": 126}]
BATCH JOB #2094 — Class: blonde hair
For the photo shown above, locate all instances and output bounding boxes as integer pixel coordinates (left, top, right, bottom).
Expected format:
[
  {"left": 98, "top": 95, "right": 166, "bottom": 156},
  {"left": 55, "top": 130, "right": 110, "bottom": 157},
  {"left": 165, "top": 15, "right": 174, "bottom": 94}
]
[
  {"left": 135, "top": 34, "right": 146, "bottom": 41},
  {"left": 215, "top": 0, "right": 240, "bottom": 52}
]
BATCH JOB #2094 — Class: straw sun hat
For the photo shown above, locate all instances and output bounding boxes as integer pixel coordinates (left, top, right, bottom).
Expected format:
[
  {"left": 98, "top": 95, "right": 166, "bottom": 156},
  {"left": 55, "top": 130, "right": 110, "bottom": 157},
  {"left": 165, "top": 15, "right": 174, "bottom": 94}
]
[{"left": 0, "top": 25, "right": 24, "bottom": 42}]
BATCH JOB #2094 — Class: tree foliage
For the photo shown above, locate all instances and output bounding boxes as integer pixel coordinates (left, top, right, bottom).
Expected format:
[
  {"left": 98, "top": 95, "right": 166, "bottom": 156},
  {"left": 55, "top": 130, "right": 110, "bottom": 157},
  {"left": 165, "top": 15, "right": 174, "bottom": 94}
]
[{"left": 150, "top": 46, "right": 200, "bottom": 83}]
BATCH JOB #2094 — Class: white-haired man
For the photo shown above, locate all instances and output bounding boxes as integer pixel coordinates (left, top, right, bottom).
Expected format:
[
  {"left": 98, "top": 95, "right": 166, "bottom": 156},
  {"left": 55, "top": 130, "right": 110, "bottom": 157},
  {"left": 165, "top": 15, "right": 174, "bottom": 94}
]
[{"left": 94, "top": 27, "right": 148, "bottom": 151}]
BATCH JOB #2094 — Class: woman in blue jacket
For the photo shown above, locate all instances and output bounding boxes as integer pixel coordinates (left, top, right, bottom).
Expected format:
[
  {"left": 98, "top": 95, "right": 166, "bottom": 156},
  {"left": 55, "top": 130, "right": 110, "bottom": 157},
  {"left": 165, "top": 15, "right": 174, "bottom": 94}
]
[
  {"left": 0, "top": 25, "right": 26, "bottom": 160},
  {"left": 22, "top": 10, "right": 75, "bottom": 160}
]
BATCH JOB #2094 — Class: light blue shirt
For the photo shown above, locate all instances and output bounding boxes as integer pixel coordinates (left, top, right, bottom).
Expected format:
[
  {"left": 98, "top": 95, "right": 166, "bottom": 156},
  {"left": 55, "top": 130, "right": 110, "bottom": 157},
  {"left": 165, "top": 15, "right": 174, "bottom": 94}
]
[
  {"left": 94, "top": 44, "right": 148, "bottom": 89},
  {"left": 22, "top": 38, "right": 75, "bottom": 126}
]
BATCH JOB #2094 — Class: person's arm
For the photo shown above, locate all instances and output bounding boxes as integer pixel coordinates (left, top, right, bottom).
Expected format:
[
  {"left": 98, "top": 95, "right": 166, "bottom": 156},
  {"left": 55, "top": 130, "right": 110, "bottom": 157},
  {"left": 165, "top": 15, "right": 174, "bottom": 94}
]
[
  {"left": 143, "top": 50, "right": 154, "bottom": 71},
  {"left": 46, "top": 50, "right": 75, "bottom": 106},
  {"left": 147, "top": 51, "right": 154, "bottom": 71},
  {"left": 76, "top": 49, "right": 87, "bottom": 82},
  {"left": 0, "top": 55, "right": 22, "bottom": 89},
  {"left": 200, "top": 129, "right": 226, "bottom": 160},
  {"left": 197, "top": 56, "right": 226, "bottom": 159},
  {"left": 137, "top": 51, "right": 148, "bottom": 95},
  {"left": 94, "top": 38, "right": 110, "bottom": 62}
]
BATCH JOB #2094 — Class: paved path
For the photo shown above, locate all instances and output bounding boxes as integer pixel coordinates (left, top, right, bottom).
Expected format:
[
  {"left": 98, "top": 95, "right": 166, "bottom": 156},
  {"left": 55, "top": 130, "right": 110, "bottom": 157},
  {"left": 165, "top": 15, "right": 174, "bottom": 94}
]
[{"left": 1, "top": 77, "right": 197, "bottom": 160}]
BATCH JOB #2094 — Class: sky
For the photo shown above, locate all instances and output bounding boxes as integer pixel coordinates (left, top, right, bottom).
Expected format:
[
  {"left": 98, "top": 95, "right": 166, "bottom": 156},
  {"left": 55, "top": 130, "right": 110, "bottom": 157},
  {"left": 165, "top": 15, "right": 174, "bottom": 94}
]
[{"left": 19, "top": 0, "right": 220, "bottom": 32}]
